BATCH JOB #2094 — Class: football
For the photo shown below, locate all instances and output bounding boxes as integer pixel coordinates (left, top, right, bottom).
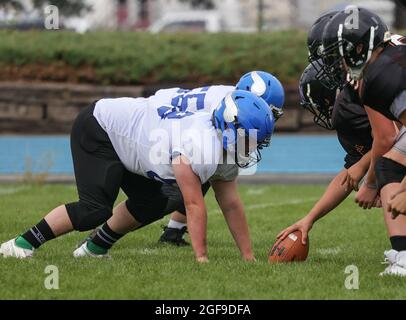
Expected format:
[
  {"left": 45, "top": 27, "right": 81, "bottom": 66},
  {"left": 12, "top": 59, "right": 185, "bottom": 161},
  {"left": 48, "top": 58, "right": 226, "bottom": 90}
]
[{"left": 269, "top": 231, "right": 309, "bottom": 263}]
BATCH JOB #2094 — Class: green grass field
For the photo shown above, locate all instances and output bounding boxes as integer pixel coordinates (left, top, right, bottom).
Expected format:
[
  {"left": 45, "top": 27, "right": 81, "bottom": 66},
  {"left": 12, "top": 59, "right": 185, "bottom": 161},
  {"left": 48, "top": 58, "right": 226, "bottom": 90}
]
[{"left": 0, "top": 184, "right": 404, "bottom": 300}]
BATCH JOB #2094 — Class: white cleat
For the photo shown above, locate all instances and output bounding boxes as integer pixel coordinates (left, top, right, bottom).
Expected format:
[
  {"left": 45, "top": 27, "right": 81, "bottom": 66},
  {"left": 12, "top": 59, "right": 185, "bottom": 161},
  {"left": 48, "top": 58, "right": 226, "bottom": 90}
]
[
  {"left": 380, "top": 250, "right": 406, "bottom": 277},
  {"left": 380, "top": 264, "right": 406, "bottom": 277},
  {"left": 382, "top": 249, "right": 398, "bottom": 265},
  {"left": 0, "top": 239, "right": 34, "bottom": 259},
  {"left": 73, "top": 242, "right": 110, "bottom": 259}
]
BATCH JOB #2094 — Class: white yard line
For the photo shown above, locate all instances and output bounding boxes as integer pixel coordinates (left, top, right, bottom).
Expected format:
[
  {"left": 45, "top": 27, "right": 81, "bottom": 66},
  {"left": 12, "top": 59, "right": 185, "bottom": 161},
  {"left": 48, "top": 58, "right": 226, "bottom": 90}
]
[
  {"left": 211, "top": 198, "right": 319, "bottom": 214},
  {"left": 246, "top": 188, "right": 266, "bottom": 196}
]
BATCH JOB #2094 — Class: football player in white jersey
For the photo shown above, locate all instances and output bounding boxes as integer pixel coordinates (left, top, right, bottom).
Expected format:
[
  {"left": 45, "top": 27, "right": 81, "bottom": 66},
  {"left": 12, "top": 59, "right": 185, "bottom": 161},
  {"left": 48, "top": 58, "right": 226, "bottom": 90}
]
[
  {"left": 0, "top": 87, "right": 275, "bottom": 263},
  {"left": 156, "top": 72, "right": 285, "bottom": 246}
]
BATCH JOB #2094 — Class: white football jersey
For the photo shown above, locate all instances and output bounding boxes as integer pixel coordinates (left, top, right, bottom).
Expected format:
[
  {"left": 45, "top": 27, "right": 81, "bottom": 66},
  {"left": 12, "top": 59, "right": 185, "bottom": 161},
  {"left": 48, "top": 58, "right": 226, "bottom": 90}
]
[{"left": 93, "top": 85, "right": 237, "bottom": 185}]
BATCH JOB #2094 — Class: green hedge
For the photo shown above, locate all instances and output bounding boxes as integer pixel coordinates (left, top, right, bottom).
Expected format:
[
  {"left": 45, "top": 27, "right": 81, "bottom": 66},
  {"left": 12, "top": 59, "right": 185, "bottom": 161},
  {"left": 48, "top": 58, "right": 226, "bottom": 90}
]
[{"left": 0, "top": 30, "right": 309, "bottom": 85}]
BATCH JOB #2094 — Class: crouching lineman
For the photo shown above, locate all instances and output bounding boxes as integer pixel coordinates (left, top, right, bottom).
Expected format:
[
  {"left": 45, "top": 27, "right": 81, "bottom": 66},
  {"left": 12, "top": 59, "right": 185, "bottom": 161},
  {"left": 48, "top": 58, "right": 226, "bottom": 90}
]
[
  {"left": 277, "top": 61, "right": 376, "bottom": 245},
  {"left": 319, "top": 8, "right": 406, "bottom": 276},
  {"left": 157, "top": 71, "right": 285, "bottom": 246},
  {"left": 0, "top": 89, "right": 275, "bottom": 263}
]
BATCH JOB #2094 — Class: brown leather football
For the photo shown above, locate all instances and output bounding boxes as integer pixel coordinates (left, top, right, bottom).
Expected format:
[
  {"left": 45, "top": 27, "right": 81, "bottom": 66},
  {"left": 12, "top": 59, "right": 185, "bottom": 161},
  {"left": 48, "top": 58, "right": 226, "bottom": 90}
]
[{"left": 269, "top": 231, "right": 309, "bottom": 263}]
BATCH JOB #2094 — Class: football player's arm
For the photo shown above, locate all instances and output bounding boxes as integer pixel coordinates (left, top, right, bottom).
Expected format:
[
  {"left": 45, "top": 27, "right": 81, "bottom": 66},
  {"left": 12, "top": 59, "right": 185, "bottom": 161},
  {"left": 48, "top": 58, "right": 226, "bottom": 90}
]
[
  {"left": 277, "top": 169, "right": 352, "bottom": 245},
  {"left": 364, "top": 106, "right": 398, "bottom": 185},
  {"left": 389, "top": 175, "right": 406, "bottom": 218},
  {"left": 341, "top": 151, "right": 371, "bottom": 191},
  {"left": 356, "top": 106, "right": 398, "bottom": 209},
  {"left": 172, "top": 155, "right": 208, "bottom": 263},
  {"left": 389, "top": 189, "right": 406, "bottom": 219},
  {"left": 211, "top": 179, "right": 255, "bottom": 261}
]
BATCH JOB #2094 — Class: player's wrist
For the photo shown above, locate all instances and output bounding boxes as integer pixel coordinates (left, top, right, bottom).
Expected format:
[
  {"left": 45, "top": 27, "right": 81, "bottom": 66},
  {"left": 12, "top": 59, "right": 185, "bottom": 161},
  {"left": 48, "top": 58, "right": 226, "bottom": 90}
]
[
  {"left": 196, "top": 256, "right": 209, "bottom": 263},
  {"left": 242, "top": 255, "right": 256, "bottom": 262},
  {"left": 241, "top": 250, "right": 255, "bottom": 261},
  {"left": 364, "top": 180, "right": 378, "bottom": 190}
]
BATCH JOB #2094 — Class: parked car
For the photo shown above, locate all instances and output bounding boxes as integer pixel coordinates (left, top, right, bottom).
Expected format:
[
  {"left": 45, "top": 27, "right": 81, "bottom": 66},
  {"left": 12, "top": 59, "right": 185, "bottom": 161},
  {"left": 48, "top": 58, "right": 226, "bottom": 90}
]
[{"left": 149, "top": 10, "right": 222, "bottom": 33}]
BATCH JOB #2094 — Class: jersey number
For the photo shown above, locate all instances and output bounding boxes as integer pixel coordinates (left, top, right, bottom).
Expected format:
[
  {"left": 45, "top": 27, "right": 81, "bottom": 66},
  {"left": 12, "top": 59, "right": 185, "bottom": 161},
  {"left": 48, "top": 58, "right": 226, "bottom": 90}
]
[{"left": 157, "top": 87, "right": 210, "bottom": 119}]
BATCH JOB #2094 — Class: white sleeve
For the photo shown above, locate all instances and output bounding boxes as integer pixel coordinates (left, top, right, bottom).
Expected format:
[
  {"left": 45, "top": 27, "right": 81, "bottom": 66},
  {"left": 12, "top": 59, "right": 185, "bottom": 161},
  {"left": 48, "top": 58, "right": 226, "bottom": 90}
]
[
  {"left": 190, "top": 162, "right": 218, "bottom": 184},
  {"left": 390, "top": 90, "right": 406, "bottom": 120}
]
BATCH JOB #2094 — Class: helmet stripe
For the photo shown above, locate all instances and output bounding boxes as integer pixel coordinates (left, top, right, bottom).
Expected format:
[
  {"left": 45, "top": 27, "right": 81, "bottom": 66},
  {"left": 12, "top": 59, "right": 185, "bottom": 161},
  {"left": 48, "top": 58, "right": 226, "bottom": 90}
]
[
  {"left": 306, "top": 83, "right": 315, "bottom": 106},
  {"left": 223, "top": 93, "right": 238, "bottom": 123},
  {"left": 338, "top": 23, "right": 344, "bottom": 57},
  {"left": 367, "top": 26, "right": 375, "bottom": 62},
  {"left": 251, "top": 71, "right": 267, "bottom": 96}
]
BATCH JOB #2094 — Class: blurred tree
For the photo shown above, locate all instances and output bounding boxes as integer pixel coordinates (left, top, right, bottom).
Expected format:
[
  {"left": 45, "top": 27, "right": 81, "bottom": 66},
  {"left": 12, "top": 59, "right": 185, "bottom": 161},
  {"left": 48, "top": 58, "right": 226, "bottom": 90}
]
[
  {"left": 32, "top": 0, "right": 91, "bottom": 17},
  {"left": 179, "top": 0, "right": 215, "bottom": 9}
]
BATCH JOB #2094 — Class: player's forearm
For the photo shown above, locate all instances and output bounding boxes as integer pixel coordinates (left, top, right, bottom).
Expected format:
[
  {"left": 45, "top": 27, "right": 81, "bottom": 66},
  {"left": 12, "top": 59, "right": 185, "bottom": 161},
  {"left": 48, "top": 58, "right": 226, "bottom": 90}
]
[
  {"left": 365, "top": 140, "right": 391, "bottom": 185},
  {"left": 222, "top": 203, "right": 253, "bottom": 259},
  {"left": 364, "top": 106, "right": 397, "bottom": 185},
  {"left": 358, "top": 151, "right": 372, "bottom": 172},
  {"left": 399, "top": 175, "right": 406, "bottom": 191},
  {"left": 306, "top": 170, "right": 352, "bottom": 223},
  {"left": 186, "top": 203, "right": 208, "bottom": 258}
]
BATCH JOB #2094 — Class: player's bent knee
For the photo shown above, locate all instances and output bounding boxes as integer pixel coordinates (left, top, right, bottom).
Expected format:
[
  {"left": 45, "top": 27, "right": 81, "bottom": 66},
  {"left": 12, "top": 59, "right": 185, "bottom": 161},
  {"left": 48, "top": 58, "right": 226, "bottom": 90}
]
[
  {"left": 65, "top": 202, "right": 112, "bottom": 232},
  {"left": 375, "top": 157, "right": 406, "bottom": 191}
]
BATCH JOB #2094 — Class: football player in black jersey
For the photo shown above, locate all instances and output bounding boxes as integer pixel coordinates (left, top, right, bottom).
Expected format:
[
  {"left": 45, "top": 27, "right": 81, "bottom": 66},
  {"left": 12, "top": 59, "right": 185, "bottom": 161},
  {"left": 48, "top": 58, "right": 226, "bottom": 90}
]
[
  {"left": 278, "top": 10, "right": 376, "bottom": 245},
  {"left": 321, "top": 7, "right": 406, "bottom": 276},
  {"left": 277, "top": 62, "right": 376, "bottom": 245}
]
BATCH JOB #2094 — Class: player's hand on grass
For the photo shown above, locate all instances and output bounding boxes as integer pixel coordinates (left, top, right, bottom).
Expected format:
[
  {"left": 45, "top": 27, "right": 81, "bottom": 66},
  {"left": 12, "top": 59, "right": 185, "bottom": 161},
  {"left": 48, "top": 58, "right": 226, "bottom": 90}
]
[
  {"left": 373, "top": 195, "right": 382, "bottom": 208},
  {"left": 196, "top": 256, "right": 209, "bottom": 263},
  {"left": 341, "top": 163, "right": 365, "bottom": 192},
  {"left": 388, "top": 190, "right": 406, "bottom": 219},
  {"left": 276, "top": 217, "right": 313, "bottom": 245},
  {"left": 355, "top": 183, "right": 378, "bottom": 210},
  {"left": 242, "top": 253, "right": 256, "bottom": 262}
]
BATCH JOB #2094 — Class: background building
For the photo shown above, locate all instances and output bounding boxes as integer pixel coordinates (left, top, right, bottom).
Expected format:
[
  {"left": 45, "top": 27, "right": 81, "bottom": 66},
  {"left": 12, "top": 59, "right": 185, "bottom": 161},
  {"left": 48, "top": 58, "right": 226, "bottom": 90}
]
[{"left": 79, "top": 0, "right": 398, "bottom": 32}]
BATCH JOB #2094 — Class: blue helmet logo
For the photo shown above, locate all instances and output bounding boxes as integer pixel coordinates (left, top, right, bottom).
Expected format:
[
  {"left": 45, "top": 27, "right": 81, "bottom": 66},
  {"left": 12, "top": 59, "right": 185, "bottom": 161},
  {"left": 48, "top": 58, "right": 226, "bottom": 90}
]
[
  {"left": 236, "top": 71, "right": 285, "bottom": 120},
  {"left": 213, "top": 90, "right": 275, "bottom": 168}
]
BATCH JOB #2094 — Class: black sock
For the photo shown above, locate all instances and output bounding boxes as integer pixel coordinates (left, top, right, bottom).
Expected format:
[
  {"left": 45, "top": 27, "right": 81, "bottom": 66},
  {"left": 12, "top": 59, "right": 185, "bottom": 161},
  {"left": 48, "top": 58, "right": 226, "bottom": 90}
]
[
  {"left": 21, "top": 219, "right": 56, "bottom": 249},
  {"left": 91, "top": 223, "right": 124, "bottom": 250},
  {"left": 390, "top": 236, "right": 406, "bottom": 252}
]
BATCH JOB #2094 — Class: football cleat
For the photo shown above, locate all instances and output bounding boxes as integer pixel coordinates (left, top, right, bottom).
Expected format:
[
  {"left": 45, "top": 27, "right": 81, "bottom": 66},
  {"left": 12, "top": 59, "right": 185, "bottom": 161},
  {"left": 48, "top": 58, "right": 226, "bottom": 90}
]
[
  {"left": 0, "top": 239, "right": 34, "bottom": 259},
  {"left": 381, "top": 249, "right": 398, "bottom": 266},
  {"left": 380, "top": 250, "right": 406, "bottom": 277},
  {"left": 76, "top": 227, "right": 100, "bottom": 249},
  {"left": 158, "top": 226, "right": 189, "bottom": 247},
  {"left": 73, "top": 242, "right": 111, "bottom": 259}
]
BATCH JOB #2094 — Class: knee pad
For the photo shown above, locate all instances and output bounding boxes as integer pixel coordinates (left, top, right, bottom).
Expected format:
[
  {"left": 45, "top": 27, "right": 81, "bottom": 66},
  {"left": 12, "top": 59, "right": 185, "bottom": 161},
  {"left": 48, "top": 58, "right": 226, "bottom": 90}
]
[
  {"left": 375, "top": 157, "right": 406, "bottom": 191},
  {"left": 65, "top": 202, "right": 112, "bottom": 232}
]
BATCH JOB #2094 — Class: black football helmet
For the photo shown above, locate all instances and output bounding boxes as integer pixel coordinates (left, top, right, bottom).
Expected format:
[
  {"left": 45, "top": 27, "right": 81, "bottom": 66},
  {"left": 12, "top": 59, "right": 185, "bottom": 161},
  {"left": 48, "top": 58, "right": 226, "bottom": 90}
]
[
  {"left": 299, "top": 62, "right": 338, "bottom": 130},
  {"left": 321, "top": 6, "right": 390, "bottom": 85},
  {"left": 307, "top": 11, "right": 339, "bottom": 88},
  {"left": 308, "top": 11, "right": 339, "bottom": 62}
]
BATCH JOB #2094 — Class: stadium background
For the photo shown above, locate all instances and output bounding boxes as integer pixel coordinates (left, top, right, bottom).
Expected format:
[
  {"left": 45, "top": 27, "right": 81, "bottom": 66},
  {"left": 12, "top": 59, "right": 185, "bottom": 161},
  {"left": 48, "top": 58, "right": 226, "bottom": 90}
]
[
  {"left": 0, "top": 0, "right": 405, "bottom": 183},
  {"left": 1, "top": 0, "right": 406, "bottom": 301}
]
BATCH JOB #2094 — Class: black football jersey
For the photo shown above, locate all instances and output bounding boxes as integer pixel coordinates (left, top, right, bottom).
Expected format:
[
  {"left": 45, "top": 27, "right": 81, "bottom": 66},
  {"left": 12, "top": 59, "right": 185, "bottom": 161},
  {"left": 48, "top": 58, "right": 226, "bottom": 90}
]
[
  {"left": 361, "top": 35, "right": 406, "bottom": 121},
  {"left": 332, "top": 85, "right": 373, "bottom": 169}
]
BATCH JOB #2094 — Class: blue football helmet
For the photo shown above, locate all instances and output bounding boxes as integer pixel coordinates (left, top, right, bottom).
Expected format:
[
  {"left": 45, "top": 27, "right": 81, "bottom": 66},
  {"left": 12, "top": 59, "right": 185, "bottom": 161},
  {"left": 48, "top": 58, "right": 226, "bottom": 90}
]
[
  {"left": 213, "top": 90, "right": 275, "bottom": 168},
  {"left": 236, "top": 71, "right": 285, "bottom": 121}
]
